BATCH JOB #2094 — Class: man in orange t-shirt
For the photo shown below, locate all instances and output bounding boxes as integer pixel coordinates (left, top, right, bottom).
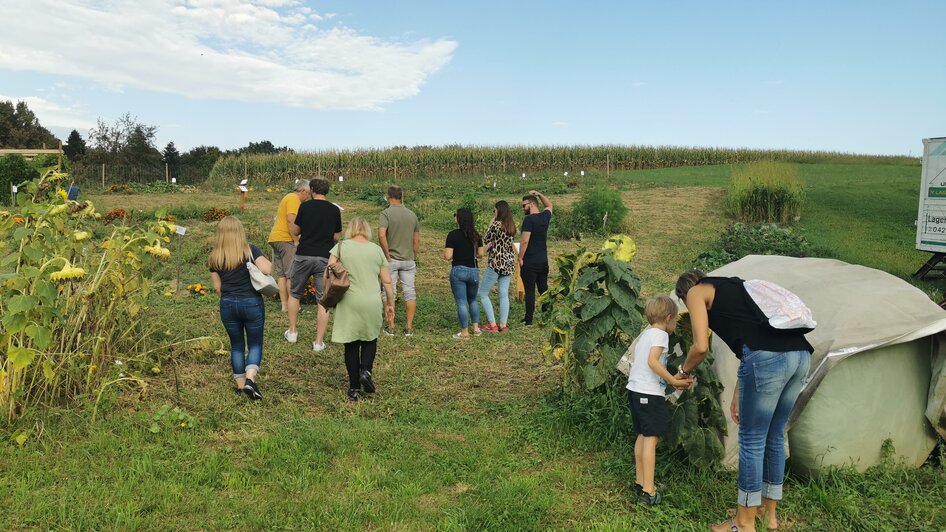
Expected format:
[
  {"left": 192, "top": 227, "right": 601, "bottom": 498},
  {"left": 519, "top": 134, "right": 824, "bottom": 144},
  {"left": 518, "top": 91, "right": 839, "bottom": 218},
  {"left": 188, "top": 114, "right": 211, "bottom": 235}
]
[{"left": 267, "top": 179, "right": 310, "bottom": 312}]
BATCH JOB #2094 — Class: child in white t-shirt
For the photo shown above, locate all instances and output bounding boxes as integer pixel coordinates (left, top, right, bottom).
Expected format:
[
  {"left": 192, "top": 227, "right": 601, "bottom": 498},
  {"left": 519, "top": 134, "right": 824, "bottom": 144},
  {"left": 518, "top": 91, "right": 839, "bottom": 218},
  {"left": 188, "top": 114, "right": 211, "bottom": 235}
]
[{"left": 627, "top": 295, "right": 693, "bottom": 505}]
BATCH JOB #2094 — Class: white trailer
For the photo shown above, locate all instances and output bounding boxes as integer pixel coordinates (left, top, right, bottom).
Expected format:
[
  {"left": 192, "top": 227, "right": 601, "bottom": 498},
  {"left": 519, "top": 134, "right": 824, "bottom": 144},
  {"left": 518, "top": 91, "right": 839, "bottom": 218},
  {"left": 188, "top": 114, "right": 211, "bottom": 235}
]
[{"left": 915, "top": 137, "right": 946, "bottom": 279}]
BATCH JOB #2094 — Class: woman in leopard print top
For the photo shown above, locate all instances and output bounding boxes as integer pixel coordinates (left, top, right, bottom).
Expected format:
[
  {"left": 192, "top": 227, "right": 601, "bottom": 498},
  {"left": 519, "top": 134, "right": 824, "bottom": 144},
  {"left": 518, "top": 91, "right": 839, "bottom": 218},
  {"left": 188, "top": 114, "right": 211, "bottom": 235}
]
[{"left": 478, "top": 200, "right": 517, "bottom": 332}]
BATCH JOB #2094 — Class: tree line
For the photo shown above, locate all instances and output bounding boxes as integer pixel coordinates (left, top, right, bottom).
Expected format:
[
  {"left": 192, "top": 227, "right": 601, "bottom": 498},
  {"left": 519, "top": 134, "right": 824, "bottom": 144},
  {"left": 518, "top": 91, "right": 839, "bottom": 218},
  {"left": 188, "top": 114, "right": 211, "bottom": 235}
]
[{"left": 0, "top": 99, "right": 292, "bottom": 184}]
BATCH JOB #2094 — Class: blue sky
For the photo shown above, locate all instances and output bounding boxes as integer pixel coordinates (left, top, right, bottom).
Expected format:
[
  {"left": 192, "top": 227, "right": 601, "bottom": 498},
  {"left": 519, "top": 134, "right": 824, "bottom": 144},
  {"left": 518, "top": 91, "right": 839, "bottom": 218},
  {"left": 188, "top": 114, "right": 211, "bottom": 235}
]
[{"left": 1, "top": 0, "right": 944, "bottom": 155}]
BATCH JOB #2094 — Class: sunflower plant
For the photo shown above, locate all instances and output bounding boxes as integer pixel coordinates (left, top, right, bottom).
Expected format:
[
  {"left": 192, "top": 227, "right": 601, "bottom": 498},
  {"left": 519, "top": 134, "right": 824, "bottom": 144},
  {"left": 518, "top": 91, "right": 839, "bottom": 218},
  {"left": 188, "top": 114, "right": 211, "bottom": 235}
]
[
  {"left": 538, "top": 234, "right": 645, "bottom": 391},
  {"left": 0, "top": 169, "right": 197, "bottom": 422},
  {"left": 664, "top": 312, "right": 727, "bottom": 465}
]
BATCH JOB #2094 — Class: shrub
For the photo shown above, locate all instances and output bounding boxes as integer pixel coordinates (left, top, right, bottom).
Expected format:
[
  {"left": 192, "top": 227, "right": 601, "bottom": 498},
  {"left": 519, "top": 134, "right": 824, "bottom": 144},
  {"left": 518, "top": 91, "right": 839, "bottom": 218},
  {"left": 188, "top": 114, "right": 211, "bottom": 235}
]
[
  {"left": 694, "top": 222, "right": 813, "bottom": 271},
  {"left": 202, "top": 207, "right": 230, "bottom": 222},
  {"left": 130, "top": 182, "right": 182, "bottom": 194},
  {"left": 103, "top": 208, "right": 129, "bottom": 225},
  {"left": 0, "top": 155, "right": 40, "bottom": 204},
  {"left": 106, "top": 184, "right": 133, "bottom": 194},
  {"left": 550, "top": 208, "right": 582, "bottom": 240},
  {"left": 458, "top": 191, "right": 492, "bottom": 229},
  {"left": 570, "top": 187, "right": 628, "bottom": 235},
  {"left": 412, "top": 198, "right": 454, "bottom": 231},
  {"left": 728, "top": 161, "right": 804, "bottom": 223}
]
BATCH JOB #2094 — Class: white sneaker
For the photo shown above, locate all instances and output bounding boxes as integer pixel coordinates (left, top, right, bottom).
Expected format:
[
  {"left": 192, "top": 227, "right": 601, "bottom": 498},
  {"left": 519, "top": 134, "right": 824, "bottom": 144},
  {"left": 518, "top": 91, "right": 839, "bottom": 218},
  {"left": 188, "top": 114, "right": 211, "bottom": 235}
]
[
  {"left": 312, "top": 341, "right": 326, "bottom": 352},
  {"left": 284, "top": 329, "right": 298, "bottom": 343}
]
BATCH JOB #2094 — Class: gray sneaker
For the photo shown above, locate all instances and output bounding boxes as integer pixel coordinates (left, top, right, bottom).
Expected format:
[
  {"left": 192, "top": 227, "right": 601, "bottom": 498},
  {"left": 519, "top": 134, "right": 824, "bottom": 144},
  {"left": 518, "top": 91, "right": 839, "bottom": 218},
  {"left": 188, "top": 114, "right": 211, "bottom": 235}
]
[
  {"left": 382, "top": 325, "right": 395, "bottom": 337},
  {"left": 637, "top": 490, "right": 662, "bottom": 506},
  {"left": 404, "top": 328, "right": 414, "bottom": 337}
]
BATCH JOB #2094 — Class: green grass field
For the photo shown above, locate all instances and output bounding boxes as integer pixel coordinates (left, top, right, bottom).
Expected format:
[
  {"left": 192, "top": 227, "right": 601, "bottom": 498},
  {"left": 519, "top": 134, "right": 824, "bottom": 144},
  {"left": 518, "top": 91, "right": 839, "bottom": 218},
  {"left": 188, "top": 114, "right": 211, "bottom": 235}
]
[{"left": 2, "top": 162, "right": 944, "bottom": 530}]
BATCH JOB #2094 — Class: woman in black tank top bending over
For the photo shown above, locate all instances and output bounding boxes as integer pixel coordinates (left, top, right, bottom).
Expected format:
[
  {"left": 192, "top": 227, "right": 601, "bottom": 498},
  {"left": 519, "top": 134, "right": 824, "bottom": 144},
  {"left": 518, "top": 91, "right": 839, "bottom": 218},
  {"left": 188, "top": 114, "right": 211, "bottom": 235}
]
[{"left": 675, "top": 270, "right": 813, "bottom": 532}]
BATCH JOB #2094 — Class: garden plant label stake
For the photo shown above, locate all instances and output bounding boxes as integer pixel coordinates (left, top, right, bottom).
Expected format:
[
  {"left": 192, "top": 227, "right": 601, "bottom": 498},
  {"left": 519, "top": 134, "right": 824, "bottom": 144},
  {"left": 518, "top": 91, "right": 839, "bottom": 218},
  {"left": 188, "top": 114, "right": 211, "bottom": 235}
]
[
  {"left": 176, "top": 226, "right": 187, "bottom": 292},
  {"left": 238, "top": 179, "right": 248, "bottom": 213}
]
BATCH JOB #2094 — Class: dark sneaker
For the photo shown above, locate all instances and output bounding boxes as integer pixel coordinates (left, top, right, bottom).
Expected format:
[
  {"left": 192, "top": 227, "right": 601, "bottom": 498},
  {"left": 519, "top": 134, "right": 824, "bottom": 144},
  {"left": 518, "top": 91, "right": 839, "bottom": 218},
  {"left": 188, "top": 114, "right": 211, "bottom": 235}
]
[
  {"left": 404, "top": 328, "right": 414, "bottom": 337},
  {"left": 360, "top": 370, "right": 376, "bottom": 394},
  {"left": 637, "top": 490, "right": 662, "bottom": 506},
  {"left": 347, "top": 388, "right": 362, "bottom": 401},
  {"left": 243, "top": 379, "right": 263, "bottom": 401},
  {"left": 382, "top": 325, "right": 395, "bottom": 337},
  {"left": 632, "top": 483, "right": 643, "bottom": 497}
]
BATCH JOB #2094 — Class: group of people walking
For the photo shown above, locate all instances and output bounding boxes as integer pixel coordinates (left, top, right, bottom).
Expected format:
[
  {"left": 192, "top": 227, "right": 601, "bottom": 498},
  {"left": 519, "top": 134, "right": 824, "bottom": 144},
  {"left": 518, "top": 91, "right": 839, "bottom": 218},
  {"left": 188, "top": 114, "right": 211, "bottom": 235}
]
[
  {"left": 444, "top": 189, "right": 553, "bottom": 338},
  {"left": 207, "top": 176, "right": 814, "bottom": 531},
  {"left": 208, "top": 178, "right": 554, "bottom": 402}
]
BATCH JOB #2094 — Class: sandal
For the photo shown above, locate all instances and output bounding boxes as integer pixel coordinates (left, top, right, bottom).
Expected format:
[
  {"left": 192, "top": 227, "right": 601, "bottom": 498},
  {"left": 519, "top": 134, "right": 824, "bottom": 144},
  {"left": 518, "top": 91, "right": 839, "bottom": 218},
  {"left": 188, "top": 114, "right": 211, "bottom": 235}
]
[{"left": 709, "top": 518, "right": 739, "bottom": 532}]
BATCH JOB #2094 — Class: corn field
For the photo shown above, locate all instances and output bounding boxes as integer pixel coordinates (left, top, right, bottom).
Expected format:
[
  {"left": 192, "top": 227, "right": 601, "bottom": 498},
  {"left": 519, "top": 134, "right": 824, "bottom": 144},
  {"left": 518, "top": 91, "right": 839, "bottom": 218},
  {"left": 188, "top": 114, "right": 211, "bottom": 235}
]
[{"left": 206, "top": 145, "right": 916, "bottom": 188}]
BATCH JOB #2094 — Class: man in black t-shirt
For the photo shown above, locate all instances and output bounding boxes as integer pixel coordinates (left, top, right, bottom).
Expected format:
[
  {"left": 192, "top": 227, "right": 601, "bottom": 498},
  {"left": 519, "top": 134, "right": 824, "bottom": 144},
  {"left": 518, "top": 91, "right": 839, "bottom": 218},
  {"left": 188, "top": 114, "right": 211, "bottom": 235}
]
[
  {"left": 286, "top": 177, "right": 342, "bottom": 352},
  {"left": 518, "top": 189, "right": 553, "bottom": 325}
]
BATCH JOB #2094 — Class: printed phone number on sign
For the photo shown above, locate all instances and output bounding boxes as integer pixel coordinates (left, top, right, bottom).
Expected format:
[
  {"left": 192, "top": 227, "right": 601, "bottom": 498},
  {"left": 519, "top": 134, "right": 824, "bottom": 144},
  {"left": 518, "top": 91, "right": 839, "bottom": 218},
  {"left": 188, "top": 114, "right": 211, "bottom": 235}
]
[{"left": 923, "top": 225, "right": 946, "bottom": 235}]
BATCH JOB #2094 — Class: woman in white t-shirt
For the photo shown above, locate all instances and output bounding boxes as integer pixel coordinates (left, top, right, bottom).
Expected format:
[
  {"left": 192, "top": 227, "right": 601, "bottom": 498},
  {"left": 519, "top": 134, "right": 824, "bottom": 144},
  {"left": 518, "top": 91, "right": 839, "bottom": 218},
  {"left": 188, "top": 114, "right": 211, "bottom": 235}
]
[{"left": 627, "top": 295, "right": 693, "bottom": 506}]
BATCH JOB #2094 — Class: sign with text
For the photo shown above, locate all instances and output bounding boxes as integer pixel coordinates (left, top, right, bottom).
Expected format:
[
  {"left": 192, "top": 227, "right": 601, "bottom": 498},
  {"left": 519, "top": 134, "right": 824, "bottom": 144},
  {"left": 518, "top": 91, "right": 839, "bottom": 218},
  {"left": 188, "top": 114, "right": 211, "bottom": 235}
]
[{"left": 917, "top": 137, "right": 946, "bottom": 252}]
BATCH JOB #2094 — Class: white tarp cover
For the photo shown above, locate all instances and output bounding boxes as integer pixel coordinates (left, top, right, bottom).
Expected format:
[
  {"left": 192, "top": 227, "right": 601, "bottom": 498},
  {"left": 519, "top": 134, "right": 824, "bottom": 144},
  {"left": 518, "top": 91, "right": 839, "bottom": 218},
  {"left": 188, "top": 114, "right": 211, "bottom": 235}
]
[{"left": 704, "top": 255, "right": 946, "bottom": 471}]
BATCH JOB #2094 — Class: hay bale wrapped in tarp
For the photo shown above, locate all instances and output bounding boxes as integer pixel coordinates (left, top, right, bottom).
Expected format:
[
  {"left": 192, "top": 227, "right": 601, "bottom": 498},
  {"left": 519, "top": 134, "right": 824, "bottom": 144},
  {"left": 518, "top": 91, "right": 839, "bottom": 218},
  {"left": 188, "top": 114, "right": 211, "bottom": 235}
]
[{"left": 705, "top": 255, "right": 946, "bottom": 474}]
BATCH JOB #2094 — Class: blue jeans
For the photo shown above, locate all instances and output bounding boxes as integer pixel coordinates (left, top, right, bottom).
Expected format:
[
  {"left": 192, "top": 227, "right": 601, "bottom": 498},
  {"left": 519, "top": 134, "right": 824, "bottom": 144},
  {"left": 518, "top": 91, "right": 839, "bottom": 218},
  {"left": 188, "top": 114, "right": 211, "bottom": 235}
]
[
  {"left": 449, "top": 266, "right": 480, "bottom": 329},
  {"left": 478, "top": 267, "right": 511, "bottom": 325},
  {"left": 737, "top": 347, "right": 810, "bottom": 507},
  {"left": 220, "top": 296, "right": 265, "bottom": 379}
]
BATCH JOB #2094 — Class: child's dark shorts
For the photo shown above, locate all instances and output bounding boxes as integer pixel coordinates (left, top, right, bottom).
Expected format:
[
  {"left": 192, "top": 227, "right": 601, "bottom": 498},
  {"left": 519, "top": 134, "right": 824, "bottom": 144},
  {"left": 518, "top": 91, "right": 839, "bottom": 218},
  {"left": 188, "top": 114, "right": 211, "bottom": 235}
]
[{"left": 628, "top": 390, "right": 668, "bottom": 437}]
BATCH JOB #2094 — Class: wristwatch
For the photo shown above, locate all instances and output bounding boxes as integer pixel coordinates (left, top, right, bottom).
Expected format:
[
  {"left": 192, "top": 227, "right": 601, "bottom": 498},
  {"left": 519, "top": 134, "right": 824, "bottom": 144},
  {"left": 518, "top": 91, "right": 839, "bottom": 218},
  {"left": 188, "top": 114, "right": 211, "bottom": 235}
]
[{"left": 678, "top": 365, "right": 692, "bottom": 378}]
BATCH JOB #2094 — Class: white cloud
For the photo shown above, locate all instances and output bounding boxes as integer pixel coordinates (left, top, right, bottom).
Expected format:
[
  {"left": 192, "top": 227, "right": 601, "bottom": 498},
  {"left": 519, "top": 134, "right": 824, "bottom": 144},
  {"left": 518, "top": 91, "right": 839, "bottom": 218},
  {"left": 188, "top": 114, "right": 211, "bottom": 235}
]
[
  {"left": 0, "top": 94, "right": 96, "bottom": 130},
  {"left": 0, "top": 0, "right": 457, "bottom": 111}
]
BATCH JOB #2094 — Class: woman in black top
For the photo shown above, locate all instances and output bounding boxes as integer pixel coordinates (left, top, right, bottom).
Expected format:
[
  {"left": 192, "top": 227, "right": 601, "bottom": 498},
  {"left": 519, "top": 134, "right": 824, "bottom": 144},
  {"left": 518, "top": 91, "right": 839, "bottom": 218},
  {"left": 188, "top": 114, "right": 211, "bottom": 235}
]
[
  {"left": 444, "top": 208, "right": 484, "bottom": 339},
  {"left": 209, "top": 216, "right": 273, "bottom": 400},
  {"left": 675, "top": 270, "right": 813, "bottom": 532}
]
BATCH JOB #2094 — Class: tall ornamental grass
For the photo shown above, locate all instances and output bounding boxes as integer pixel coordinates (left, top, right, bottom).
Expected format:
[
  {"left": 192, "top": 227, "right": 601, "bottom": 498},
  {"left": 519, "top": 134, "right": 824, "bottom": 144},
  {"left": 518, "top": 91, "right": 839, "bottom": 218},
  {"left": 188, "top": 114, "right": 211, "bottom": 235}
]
[{"left": 727, "top": 161, "right": 804, "bottom": 223}]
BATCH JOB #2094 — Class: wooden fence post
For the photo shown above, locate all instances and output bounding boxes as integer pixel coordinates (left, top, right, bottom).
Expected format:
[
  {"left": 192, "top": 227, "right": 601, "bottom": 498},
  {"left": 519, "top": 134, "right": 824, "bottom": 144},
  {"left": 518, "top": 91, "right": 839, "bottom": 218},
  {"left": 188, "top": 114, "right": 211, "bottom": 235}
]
[{"left": 101, "top": 163, "right": 105, "bottom": 187}]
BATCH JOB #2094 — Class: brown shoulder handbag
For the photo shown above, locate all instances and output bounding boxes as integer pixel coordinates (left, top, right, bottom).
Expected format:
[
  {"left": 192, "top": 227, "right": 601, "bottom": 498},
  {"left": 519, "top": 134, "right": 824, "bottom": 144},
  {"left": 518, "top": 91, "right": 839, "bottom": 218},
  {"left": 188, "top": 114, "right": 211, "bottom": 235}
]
[{"left": 321, "top": 242, "right": 350, "bottom": 309}]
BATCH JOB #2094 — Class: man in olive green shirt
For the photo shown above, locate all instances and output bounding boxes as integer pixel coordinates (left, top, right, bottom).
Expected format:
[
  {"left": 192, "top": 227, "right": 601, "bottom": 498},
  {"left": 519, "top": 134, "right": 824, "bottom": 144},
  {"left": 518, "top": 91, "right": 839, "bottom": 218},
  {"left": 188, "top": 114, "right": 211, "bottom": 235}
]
[{"left": 378, "top": 186, "right": 420, "bottom": 336}]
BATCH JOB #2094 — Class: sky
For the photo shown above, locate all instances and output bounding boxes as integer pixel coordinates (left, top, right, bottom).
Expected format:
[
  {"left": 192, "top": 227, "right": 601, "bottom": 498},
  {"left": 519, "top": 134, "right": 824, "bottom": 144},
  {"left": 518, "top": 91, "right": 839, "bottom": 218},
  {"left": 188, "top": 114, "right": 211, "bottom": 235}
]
[{"left": 1, "top": 0, "right": 944, "bottom": 156}]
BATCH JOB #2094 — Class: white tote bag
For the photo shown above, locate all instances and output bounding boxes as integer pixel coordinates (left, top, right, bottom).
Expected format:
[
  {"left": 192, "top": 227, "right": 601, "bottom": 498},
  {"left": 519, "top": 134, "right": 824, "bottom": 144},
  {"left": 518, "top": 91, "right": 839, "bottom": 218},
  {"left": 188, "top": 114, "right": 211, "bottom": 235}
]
[{"left": 246, "top": 260, "right": 279, "bottom": 297}]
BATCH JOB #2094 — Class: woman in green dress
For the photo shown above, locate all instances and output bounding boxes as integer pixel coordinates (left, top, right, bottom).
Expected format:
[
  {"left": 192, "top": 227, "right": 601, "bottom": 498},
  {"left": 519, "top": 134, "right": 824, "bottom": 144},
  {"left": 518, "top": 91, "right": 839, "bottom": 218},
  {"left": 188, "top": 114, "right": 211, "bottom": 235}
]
[{"left": 328, "top": 217, "right": 395, "bottom": 400}]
